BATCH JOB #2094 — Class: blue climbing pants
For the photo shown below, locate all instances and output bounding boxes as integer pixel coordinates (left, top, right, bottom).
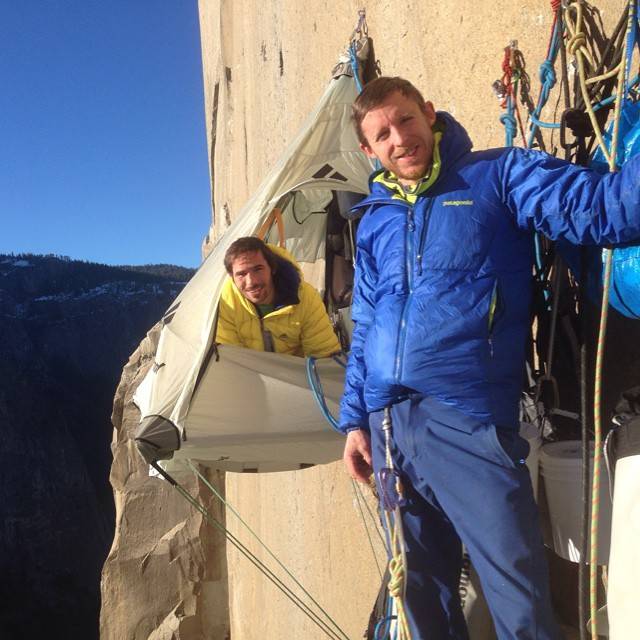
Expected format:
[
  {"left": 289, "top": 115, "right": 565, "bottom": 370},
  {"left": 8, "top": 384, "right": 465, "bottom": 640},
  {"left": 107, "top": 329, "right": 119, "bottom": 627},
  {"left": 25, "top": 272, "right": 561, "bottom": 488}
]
[{"left": 370, "top": 395, "right": 562, "bottom": 640}]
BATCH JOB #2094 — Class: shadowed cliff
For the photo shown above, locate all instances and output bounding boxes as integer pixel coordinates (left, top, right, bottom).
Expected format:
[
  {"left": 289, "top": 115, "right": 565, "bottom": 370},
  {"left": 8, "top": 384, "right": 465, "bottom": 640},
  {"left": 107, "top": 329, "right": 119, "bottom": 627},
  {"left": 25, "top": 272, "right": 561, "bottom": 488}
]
[{"left": 0, "top": 254, "right": 192, "bottom": 640}]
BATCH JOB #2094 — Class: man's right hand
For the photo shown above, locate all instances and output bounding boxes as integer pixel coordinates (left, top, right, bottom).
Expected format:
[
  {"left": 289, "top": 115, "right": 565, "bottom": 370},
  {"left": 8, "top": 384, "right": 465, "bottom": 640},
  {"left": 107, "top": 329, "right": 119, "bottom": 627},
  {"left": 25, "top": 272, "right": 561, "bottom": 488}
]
[{"left": 343, "top": 429, "right": 373, "bottom": 483}]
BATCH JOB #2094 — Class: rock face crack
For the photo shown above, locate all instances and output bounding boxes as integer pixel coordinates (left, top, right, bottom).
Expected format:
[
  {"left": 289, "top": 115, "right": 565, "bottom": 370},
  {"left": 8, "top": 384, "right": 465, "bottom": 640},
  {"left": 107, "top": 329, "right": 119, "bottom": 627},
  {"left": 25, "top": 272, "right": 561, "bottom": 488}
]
[{"left": 209, "top": 80, "right": 220, "bottom": 219}]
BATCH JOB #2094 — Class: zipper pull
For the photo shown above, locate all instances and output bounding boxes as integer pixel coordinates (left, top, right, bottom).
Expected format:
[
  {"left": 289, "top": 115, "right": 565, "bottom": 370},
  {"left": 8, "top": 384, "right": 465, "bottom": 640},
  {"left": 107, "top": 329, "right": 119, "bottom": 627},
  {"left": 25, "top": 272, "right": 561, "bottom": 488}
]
[
  {"left": 407, "top": 210, "right": 415, "bottom": 231},
  {"left": 416, "top": 252, "right": 423, "bottom": 276}
]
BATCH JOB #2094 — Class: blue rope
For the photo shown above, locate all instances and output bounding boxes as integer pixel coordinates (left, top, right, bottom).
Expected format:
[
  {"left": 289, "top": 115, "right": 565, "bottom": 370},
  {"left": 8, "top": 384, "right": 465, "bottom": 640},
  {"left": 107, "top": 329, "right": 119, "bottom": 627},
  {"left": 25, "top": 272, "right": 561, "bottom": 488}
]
[
  {"left": 527, "top": 21, "right": 561, "bottom": 147},
  {"left": 590, "top": 76, "right": 640, "bottom": 112},
  {"left": 350, "top": 43, "right": 364, "bottom": 93},
  {"left": 350, "top": 41, "right": 381, "bottom": 171},
  {"left": 374, "top": 615, "right": 396, "bottom": 640},
  {"left": 592, "top": 95, "right": 616, "bottom": 113},
  {"left": 528, "top": 112, "right": 561, "bottom": 129},
  {"left": 500, "top": 103, "right": 517, "bottom": 147},
  {"left": 306, "top": 357, "right": 343, "bottom": 432},
  {"left": 538, "top": 59, "right": 557, "bottom": 104}
]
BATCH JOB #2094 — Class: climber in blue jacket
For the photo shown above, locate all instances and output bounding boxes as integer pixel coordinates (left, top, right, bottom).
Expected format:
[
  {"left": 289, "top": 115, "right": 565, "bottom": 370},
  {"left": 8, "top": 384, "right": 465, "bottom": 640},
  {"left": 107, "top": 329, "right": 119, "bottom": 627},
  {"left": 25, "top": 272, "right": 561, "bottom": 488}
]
[{"left": 340, "top": 76, "right": 640, "bottom": 640}]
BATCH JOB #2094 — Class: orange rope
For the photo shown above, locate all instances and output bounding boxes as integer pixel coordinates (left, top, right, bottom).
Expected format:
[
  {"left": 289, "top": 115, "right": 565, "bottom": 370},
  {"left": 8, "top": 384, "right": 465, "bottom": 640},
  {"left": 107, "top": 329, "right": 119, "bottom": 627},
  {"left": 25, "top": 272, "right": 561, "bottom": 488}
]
[{"left": 256, "top": 208, "right": 286, "bottom": 248}]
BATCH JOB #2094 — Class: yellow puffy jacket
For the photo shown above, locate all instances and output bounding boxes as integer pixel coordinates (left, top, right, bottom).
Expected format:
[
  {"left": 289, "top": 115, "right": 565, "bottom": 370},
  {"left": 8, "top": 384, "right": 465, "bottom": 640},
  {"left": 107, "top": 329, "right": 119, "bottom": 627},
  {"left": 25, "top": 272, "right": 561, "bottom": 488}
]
[{"left": 216, "top": 246, "right": 341, "bottom": 358}]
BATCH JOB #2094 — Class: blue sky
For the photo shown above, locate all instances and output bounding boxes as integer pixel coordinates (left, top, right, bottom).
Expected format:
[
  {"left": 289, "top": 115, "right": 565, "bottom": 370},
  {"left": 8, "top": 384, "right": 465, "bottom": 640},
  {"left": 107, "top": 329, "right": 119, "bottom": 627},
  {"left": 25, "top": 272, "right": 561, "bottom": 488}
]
[{"left": 1, "top": 1, "right": 211, "bottom": 268}]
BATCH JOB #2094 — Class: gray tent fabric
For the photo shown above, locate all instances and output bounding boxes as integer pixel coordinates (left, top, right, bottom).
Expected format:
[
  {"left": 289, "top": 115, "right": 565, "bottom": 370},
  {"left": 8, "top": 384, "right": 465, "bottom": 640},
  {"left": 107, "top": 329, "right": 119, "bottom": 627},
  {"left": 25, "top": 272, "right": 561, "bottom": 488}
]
[
  {"left": 133, "top": 39, "right": 373, "bottom": 471},
  {"left": 135, "top": 415, "right": 181, "bottom": 464}
]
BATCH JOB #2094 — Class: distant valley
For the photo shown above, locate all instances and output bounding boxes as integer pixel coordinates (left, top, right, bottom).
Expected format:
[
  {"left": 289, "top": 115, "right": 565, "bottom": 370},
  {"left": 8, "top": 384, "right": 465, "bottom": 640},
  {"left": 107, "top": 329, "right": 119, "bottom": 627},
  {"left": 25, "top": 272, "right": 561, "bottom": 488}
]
[{"left": 0, "top": 254, "right": 193, "bottom": 640}]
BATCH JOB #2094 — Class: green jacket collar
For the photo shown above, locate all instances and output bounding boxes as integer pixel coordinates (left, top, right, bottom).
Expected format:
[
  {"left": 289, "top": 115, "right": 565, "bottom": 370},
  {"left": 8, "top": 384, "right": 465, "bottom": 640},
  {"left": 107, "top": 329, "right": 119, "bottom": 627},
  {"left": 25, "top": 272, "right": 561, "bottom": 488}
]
[{"left": 372, "top": 130, "right": 443, "bottom": 204}]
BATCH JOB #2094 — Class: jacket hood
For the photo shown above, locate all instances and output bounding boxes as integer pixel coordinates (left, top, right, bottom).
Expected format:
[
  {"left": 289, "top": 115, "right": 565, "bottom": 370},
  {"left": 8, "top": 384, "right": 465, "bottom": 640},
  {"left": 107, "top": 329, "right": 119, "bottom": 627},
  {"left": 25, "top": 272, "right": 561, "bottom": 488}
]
[
  {"left": 268, "top": 244, "right": 302, "bottom": 308},
  {"left": 435, "top": 111, "right": 473, "bottom": 167},
  {"left": 269, "top": 244, "right": 302, "bottom": 276},
  {"left": 352, "top": 111, "right": 473, "bottom": 211}
]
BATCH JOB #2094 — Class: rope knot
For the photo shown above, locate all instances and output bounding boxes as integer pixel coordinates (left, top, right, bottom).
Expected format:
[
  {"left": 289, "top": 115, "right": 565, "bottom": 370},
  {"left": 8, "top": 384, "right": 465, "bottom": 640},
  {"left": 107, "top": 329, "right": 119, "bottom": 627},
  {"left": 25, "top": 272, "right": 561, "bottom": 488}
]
[
  {"left": 567, "top": 32, "right": 587, "bottom": 56},
  {"left": 539, "top": 60, "right": 557, "bottom": 88},
  {"left": 500, "top": 112, "right": 517, "bottom": 137},
  {"left": 387, "top": 556, "right": 405, "bottom": 599},
  {"left": 550, "top": 0, "right": 562, "bottom": 12}
]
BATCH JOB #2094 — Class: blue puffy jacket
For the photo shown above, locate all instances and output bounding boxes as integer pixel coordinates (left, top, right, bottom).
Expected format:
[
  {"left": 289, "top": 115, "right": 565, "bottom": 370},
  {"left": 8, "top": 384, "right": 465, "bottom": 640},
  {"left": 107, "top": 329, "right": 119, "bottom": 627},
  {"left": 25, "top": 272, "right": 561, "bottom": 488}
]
[{"left": 339, "top": 112, "right": 640, "bottom": 432}]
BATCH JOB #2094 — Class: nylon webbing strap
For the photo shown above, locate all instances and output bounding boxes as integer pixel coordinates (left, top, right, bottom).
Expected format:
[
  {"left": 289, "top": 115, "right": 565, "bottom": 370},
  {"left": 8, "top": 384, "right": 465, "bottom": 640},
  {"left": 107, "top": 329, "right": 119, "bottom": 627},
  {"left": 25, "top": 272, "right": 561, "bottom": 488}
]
[
  {"left": 150, "top": 462, "right": 350, "bottom": 640},
  {"left": 257, "top": 207, "right": 286, "bottom": 248},
  {"left": 261, "top": 329, "right": 275, "bottom": 352}
]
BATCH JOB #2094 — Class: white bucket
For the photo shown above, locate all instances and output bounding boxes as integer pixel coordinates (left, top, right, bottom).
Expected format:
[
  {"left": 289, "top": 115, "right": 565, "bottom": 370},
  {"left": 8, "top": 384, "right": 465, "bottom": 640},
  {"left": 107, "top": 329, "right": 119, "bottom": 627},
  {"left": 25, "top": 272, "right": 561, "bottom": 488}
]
[
  {"left": 539, "top": 440, "right": 612, "bottom": 564},
  {"left": 519, "top": 422, "right": 542, "bottom": 500}
]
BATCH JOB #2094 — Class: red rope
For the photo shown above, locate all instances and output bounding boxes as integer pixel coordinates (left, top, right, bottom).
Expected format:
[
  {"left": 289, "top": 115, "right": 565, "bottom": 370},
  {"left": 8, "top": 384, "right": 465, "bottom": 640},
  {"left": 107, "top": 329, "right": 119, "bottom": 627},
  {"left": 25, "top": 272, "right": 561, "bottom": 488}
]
[
  {"left": 500, "top": 46, "right": 528, "bottom": 145},
  {"left": 500, "top": 46, "right": 513, "bottom": 109},
  {"left": 514, "top": 97, "right": 528, "bottom": 147}
]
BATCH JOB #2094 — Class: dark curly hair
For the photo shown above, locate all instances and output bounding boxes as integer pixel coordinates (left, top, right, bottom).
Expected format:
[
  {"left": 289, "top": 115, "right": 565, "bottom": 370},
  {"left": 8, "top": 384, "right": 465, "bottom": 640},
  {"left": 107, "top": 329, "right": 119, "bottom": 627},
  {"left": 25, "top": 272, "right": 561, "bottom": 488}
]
[{"left": 223, "top": 236, "right": 279, "bottom": 275}]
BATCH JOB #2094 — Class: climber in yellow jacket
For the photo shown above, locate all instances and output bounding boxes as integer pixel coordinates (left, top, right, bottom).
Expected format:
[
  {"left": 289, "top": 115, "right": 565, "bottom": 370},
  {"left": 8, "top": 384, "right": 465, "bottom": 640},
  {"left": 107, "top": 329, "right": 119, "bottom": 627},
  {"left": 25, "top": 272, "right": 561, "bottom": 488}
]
[{"left": 216, "top": 236, "right": 341, "bottom": 358}]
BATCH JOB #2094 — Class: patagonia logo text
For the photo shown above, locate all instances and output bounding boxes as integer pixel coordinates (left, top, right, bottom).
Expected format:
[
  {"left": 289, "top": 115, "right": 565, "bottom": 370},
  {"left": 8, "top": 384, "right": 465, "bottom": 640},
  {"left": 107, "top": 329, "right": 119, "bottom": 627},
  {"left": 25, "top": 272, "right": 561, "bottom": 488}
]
[{"left": 442, "top": 200, "right": 474, "bottom": 206}]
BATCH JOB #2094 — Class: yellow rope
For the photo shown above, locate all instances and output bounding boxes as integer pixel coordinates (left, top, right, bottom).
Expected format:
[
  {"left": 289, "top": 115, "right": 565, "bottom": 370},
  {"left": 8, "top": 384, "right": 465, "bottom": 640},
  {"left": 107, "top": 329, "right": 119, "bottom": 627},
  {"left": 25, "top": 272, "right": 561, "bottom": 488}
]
[
  {"left": 381, "top": 409, "right": 412, "bottom": 640},
  {"left": 586, "top": 65, "right": 623, "bottom": 85},
  {"left": 564, "top": 1, "right": 633, "bottom": 637},
  {"left": 382, "top": 507, "right": 412, "bottom": 640},
  {"left": 564, "top": 2, "right": 616, "bottom": 167}
]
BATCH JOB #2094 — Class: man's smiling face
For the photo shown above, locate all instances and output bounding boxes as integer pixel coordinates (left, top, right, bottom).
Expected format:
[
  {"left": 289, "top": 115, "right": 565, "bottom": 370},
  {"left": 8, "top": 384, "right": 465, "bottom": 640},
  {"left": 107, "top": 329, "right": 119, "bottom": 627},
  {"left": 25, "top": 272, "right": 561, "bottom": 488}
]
[
  {"left": 359, "top": 91, "right": 437, "bottom": 186},
  {"left": 231, "top": 250, "right": 275, "bottom": 305}
]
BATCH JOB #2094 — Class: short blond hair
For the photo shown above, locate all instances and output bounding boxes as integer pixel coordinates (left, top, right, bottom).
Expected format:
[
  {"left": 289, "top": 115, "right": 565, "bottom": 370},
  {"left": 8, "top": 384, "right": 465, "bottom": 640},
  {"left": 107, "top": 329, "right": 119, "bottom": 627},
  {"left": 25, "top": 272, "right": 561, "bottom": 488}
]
[{"left": 352, "top": 77, "right": 427, "bottom": 144}]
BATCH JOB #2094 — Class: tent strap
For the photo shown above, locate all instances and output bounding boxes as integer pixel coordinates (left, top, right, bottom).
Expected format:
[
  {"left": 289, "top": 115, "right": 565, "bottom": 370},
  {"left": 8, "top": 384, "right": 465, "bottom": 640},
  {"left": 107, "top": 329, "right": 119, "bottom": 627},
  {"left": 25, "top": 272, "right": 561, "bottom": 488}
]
[
  {"left": 350, "top": 478, "right": 386, "bottom": 578},
  {"left": 257, "top": 207, "right": 286, "bottom": 248},
  {"left": 159, "top": 460, "right": 349, "bottom": 640}
]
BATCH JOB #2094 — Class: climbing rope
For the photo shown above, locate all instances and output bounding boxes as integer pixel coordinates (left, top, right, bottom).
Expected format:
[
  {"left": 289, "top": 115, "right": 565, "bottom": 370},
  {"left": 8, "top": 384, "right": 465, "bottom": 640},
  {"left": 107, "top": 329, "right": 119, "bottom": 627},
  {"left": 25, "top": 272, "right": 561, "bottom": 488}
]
[
  {"left": 527, "top": 2, "right": 564, "bottom": 148},
  {"left": 494, "top": 41, "right": 529, "bottom": 147},
  {"left": 565, "top": 1, "right": 635, "bottom": 636},
  {"left": 564, "top": 0, "right": 625, "bottom": 167},
  {"left": 306, "top": 356, "right": 343, "bottom": 432},
  {"left": 307, "top": 355, "right": 402, "bottom": 638},
  {"left": 379, "top": 408, "right": 411, "bottom": 640},
  {"left": 348, "top": 9, "right": 367, "bottom": 93},
  {"left": 498, "top": 4, "right": 636, "bottom": 636},
  {"left": 150, "top": 461, "right": 351, "bottom": 640},
  {"left": 534, "top": 257, "right": 563, "bottom": 418},
  {"left": 350, "top": 43, "right": 365, "bottom": 94},
  {"left": 374, "top": 613, "right": 396, "bottom": 640}
]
